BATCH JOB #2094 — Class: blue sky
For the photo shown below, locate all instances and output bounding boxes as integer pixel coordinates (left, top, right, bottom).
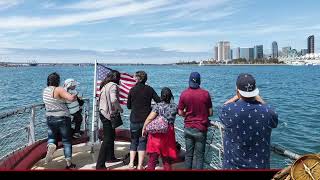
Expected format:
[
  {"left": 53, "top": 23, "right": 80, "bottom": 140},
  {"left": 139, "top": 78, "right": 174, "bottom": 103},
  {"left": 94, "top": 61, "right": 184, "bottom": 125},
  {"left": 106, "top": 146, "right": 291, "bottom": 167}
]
[{"left": 0, "top": 0, "right": 319, "bottom": 63}]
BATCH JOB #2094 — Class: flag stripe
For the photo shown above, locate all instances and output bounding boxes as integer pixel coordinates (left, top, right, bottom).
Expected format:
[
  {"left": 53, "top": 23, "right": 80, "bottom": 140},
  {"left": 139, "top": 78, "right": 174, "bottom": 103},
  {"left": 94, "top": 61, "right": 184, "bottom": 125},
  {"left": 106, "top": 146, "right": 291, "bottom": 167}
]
[{"left": 95, "top": 63, "right": 136, "bottom": 105}]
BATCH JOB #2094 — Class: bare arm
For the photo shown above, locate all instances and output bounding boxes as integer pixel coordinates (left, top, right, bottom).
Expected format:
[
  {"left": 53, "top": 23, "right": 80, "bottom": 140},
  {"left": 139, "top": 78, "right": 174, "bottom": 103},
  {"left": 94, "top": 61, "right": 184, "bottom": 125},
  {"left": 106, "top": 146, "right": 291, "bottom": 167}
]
[
  {"left": 178, "top": 109, "right": 186, "bottom": 117},
  {"left": 55, "top": 87, "right": 76, "bottom": 101},
  {"left": 142, "top": 112, "right": 158, "bottom": 136},
  {"left": 224, "top": 95, "right": 239, "bottom": 105}
]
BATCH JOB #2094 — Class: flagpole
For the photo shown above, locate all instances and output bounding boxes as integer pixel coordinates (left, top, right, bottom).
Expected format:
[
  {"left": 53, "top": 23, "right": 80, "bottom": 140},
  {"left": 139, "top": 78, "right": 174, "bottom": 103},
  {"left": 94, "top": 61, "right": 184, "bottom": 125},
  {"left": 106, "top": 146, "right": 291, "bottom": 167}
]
[{"left": 91, "top": 59, "right": 98, "bottom": 152}]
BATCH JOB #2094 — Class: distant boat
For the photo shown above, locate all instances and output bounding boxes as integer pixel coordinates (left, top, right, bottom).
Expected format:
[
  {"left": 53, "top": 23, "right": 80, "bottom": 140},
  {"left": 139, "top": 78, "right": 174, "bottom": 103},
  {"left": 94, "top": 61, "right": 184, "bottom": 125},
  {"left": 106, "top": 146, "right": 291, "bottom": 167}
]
[
  {"left": 29, "top": 60, "right": 38, "bottom": 66},
  {"left": 198, "top": 61, "right": 203, "bottom": 66}
]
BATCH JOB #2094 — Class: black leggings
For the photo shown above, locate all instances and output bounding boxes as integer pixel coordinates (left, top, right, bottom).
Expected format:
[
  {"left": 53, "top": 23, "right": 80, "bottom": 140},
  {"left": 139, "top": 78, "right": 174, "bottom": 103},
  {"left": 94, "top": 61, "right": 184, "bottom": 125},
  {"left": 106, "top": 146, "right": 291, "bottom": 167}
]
[
  {"left": 96, "top": 115, "right": 116, "bottom": 169},
  {"left": 71, "top": 110, "right": 83, "bottom": 133}
]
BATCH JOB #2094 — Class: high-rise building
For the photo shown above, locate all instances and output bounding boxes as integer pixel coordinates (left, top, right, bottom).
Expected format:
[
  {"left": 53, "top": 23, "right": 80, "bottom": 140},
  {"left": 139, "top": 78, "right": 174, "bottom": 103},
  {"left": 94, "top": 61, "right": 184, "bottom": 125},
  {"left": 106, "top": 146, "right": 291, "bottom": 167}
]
[
  {"left": 240, "top": 48, "right": 254, "bottom": 61},
  {"left": 230, "top": 49, "right": 233, "bottom": 60},
  {"left": 217, "top": 41, "right": 231, "bottom": 62},
  {"left": 272, "top": 41, "right": 278, "bottom": 58},
  {"left": 301, "top": 49, "right": 308, "bottom": 56},
  {"left": 254, "top": 45, "right": 264, "bottom": 59},
  {"left": 282, "top": 46, "right": 291, "bottom": 57},
  {"left": 214, "top": 46, "right": 218, "bottom": 60},
  {"left": 289, "top": 49, "right": 298, "bottom": 57},
  {"left": 308, "top": 35, "right": 315, "bottom": 54},
  {"left": 232, "top": 47, "right": 240, "bottom": 59}
]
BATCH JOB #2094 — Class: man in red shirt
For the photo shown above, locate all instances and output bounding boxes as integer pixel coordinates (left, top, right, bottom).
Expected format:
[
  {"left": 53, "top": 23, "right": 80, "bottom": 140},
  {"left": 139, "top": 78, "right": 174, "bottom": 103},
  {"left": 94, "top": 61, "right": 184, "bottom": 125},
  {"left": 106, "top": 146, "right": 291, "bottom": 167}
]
[{"left": 178, "top": 72, "right": 213, "bottom": 169}]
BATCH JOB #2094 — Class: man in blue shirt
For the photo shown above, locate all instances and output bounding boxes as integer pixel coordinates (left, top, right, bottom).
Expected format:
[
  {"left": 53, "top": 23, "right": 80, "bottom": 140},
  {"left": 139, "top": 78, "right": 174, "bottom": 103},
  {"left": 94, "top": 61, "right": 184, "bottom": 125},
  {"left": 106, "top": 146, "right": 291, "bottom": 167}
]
[{"left": 219, "top": 73, "right": 278, "bottom": 169}]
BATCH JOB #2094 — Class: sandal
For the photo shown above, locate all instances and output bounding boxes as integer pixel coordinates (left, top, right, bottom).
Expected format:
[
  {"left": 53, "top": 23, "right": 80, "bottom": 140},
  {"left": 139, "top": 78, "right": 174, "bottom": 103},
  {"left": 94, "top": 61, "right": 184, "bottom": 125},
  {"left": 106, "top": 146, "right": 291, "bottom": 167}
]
[
  {"left": 137, "top": 165, "right": 145, "bottom": 170},
  {"left": 128, "top": 164, "right": 136, "bottom": 169}
]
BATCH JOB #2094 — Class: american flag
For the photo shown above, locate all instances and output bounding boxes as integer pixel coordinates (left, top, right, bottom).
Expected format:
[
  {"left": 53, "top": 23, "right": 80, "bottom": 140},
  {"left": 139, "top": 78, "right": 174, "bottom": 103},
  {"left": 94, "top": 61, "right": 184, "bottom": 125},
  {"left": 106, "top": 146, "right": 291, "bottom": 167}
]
[{"left": 96, "top": 63, "right": 136, "bottom": 105}]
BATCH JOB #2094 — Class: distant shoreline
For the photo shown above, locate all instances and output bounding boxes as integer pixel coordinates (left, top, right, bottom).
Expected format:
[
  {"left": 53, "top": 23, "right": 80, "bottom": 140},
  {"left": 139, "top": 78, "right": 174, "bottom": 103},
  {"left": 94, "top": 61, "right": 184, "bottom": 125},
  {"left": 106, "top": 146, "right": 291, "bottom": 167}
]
[
  {"left": 197, "top": 64, "right": 289, "bottom": 66},
  {"left": 0, "top": 63, "right": 293, "bottom": 67}
]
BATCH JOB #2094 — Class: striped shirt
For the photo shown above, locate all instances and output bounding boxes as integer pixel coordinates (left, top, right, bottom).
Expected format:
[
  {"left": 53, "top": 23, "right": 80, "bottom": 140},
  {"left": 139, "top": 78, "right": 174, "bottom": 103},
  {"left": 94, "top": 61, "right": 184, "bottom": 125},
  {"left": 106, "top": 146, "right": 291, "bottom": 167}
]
[
  {"left": 66, "top": 89, "right": 80, "bottom": 114},
  {"left": 43, "top": 86, "right": 70, "bottom": 117}
]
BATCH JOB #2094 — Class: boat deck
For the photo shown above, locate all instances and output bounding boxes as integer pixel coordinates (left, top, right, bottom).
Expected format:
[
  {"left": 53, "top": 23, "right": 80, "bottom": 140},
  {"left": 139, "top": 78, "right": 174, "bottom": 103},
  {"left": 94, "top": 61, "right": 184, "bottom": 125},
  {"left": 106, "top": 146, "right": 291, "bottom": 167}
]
[{"left": 32, "top": 141, "right": 184, "bottom": 170}]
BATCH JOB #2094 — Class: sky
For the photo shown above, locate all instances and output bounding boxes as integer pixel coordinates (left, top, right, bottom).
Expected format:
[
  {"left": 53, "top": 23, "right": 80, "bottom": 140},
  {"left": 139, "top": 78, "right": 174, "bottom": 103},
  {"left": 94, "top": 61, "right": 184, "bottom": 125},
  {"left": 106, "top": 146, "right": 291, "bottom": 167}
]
[{"left": 0, "top": 0, "right": 319, "bottom": 64}]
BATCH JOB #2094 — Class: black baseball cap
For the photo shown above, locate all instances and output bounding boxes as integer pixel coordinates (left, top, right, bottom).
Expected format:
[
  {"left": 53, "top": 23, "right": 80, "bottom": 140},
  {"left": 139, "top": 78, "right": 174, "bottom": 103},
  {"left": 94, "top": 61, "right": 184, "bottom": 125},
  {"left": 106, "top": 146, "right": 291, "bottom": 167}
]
[{"left": 236, "top": 73, "right": 259, "bottom": 98}]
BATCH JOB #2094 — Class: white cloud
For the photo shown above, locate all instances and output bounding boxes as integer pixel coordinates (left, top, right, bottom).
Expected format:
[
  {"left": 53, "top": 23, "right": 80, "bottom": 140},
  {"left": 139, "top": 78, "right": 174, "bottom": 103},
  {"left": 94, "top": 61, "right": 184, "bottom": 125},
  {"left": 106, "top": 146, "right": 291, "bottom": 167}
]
[
  {"left": 150, "top": 0, "right": 235, "bottom": 21},
  {"left": 244, "top": 24, "right": 320, "bottom": 35},
  {"left": 161, "top": 43, "right": 212, "bottom": 52},
  {"left": 61, "top": 0, "right": 134, "bottom": 10},
  {"left": 151, "top": 0, "right": 231, "bottom": 14},
  {"left": 39, "top": 31, "right": 81, "bottom": 39},
  {"left": 0, "top": 0, "right": 22, "bottom": 10},
  {"left": 41, "top": 0, "right": 56, "bottom": 9},
  {"left": 0, "top": 0, "right": 170, "bottom": 29},
  {"left": 0, "top": 0, "right": 239, "bottom": 30},
  {"left": 128, "top": 30, "right": 222, "bottom": 38}
]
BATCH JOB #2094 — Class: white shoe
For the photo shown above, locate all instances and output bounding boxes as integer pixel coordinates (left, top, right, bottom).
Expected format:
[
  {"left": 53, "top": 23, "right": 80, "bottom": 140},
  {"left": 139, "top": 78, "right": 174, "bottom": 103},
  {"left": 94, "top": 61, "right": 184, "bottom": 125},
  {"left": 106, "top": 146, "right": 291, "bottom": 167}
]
[{"left": 45, "top": 144, "right": 56, "bottom": 164}]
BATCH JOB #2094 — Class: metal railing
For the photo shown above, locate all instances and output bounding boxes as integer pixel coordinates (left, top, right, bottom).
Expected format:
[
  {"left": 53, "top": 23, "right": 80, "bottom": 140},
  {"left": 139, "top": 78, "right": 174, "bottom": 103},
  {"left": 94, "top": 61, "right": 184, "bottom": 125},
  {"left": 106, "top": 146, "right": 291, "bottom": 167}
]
[
  {"left": 0, "top": 99, "right": 90, "bottom": 161},
  {"left": 0, "top": 99, "right": 300, "bottom": 169},
  {"left": 173, "top": 120, "right": 301, "bottom": 169}
]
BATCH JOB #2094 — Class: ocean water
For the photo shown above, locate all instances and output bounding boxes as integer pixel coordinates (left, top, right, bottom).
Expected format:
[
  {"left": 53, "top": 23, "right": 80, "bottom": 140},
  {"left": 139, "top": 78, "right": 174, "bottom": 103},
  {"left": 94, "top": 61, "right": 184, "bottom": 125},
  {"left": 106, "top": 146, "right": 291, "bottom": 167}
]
[{"left": 0, "top": 65, "right": 319, "bottom": 168}]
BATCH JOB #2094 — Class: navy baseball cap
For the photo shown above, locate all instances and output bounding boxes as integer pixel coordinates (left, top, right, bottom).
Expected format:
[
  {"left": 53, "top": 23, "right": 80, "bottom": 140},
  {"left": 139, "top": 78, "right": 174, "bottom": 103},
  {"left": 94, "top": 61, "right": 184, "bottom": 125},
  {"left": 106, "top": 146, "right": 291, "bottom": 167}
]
[
  {"left": 236, "top": 73, "right": 259, "bottom": 98},
  {"left": 189, "top": 72, "right": 201, "bottom": 89}
]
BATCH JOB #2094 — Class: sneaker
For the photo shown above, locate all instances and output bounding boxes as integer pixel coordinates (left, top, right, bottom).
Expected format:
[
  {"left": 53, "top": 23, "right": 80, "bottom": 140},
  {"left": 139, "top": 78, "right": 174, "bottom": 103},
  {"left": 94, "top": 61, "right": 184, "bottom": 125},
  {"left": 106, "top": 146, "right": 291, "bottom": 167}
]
[
  {"left": 73, "top": 133, "right": 81, "bottom": 139},
  {"left": 45, "top": 144, "right": 56, "bottom": 164},
  {"left": 65, "top": 163, "right": 76, "bottom": 169}
]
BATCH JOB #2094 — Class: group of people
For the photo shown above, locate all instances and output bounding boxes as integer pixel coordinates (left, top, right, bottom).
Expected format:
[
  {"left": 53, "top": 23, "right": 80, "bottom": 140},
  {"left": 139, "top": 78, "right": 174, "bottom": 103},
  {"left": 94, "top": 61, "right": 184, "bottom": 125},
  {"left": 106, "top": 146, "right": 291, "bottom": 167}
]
[{"left": 42, "top": 70, "right": 278, "bottom": 170}]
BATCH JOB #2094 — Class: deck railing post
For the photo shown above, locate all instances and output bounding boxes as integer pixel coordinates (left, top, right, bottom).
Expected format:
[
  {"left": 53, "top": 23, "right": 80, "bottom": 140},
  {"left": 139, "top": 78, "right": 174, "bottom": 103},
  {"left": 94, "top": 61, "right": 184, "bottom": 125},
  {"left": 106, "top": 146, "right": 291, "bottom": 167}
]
[
  {"left": 28, "top": 106, "right": 36, "bottom": 145},
  {"left": 81, "top": 99, "right": 89, "bottom": 132}
]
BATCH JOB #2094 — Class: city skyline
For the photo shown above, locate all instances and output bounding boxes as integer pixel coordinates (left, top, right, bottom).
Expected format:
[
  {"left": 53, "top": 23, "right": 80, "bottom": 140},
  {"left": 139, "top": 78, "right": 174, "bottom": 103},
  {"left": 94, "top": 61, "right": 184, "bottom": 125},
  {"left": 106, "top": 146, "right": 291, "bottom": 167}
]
[{"left": 0, "top": 0, "right": 320, "bottom": 63}]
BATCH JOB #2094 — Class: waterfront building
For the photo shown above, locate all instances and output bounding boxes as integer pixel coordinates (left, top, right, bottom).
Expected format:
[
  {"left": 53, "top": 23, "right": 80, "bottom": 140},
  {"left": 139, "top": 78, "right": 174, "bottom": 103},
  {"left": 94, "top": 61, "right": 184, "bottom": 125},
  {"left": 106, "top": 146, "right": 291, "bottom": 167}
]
[
  {"left": 232, "top": 47, "right": 240, "bottom": 60},
  {"left": 240, "top": 48, "right": 254, "bottom": 61},
  {"left": 301, "top": 49, "right": 308, "bottom": 56},
  {"left": 217, "top": 41, "right": 231, "bottom": 62},
  {"left": 308, "top": 35, "right": 315, "bottom": 54},
  {"left": 254, "top": 45, "right": 264, "bottom": 59},
  {"left": 282, "top": 47, "right": 292, "bottom": 57},
  {"left": 214, "top": 46, "right": 218, "bottom": 60},
  {"left": 272, "top": 41, "right": 278, "bottom": 58}
]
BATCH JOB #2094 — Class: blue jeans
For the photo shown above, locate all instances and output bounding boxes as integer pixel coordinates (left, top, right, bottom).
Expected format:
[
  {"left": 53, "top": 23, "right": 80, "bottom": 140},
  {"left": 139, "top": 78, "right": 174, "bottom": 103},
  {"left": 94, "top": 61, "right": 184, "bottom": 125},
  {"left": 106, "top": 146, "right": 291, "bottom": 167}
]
[
  {"left": 184, "top": 127, "right": 207, "bottom": 169},
  {"left": 130, "top": 122, "right": 147, "bottom": 151},
  {"left": 47, "top": 116, "right": 72, "bottom": 159}
]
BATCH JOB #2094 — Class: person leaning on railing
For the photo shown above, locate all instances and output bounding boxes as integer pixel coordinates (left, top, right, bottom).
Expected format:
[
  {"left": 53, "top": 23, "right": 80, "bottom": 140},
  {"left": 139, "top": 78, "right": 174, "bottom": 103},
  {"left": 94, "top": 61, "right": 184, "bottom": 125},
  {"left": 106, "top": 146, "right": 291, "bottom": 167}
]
[
  {"left": 42, "top": 72, "right": 77, "bottom": 169},
  {"left": 219, "top": 73, "right": 278, "bottom": 169}
]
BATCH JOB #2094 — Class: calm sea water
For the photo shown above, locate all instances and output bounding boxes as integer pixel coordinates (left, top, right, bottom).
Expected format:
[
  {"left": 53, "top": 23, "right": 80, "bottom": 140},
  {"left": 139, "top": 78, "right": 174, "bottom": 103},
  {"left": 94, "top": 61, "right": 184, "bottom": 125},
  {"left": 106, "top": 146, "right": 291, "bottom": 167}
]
[{"left": 0, "top": 65, "right": 319, "bottom": 167}]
